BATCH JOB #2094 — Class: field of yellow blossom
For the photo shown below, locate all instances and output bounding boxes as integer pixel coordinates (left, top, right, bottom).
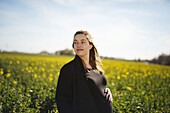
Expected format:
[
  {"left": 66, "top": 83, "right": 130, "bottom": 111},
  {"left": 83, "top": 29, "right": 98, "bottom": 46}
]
[{"left": 0, "top": 52, "right": 170, "bottom": 112}]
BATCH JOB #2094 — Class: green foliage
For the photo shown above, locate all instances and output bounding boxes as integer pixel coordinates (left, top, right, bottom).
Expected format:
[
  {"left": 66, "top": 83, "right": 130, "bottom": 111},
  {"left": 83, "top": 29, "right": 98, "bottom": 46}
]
[
  {"left": 103, "top": 59, "right": 170, "bottom": 112},
  {"left": 0, "top": 52, "right": 170, "bottom": 112},
  {"left": 0, "top": 52, "right": 73, "bottom": 112}
]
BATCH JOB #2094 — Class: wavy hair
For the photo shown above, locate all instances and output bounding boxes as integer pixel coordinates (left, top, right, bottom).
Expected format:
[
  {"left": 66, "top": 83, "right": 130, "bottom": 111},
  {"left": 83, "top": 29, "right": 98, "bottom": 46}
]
[{"left": 72, "top": 30, "right": 104, "bottom": 74}]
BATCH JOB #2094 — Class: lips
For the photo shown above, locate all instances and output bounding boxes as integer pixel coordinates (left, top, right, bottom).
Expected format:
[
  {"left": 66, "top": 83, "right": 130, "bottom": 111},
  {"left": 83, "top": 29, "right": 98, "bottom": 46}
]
[{"left": 77, "top": 49, "right": 83, "bottom": 51}]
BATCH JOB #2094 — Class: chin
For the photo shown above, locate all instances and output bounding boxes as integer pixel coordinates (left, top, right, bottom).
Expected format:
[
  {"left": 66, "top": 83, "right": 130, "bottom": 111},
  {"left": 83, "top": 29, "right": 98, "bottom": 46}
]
[
  {"left": 76, "top": 53, "right": 85, "bottom": 57},
  {"left": 76, "top": 53, "right": 84, "bottom": 57}
]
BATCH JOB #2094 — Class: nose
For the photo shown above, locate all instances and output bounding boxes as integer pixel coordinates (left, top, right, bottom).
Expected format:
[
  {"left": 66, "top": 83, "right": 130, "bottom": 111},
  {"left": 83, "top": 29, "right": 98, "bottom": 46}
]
[{"left": 76, "top": 43, "right": 82, "bottom": 47}]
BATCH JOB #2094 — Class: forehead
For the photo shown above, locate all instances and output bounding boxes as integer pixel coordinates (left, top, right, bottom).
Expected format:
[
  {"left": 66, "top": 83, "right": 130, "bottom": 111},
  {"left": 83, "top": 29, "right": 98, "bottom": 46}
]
[{"left": 74, "top": 34, "right": 88, "bottom": 41}]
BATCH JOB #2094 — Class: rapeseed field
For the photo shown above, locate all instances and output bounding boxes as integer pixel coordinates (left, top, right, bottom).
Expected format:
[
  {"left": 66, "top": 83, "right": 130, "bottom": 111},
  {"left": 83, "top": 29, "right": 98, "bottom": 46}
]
[{"left": 0, "top": 52, "right": 169, "bottom": 112}]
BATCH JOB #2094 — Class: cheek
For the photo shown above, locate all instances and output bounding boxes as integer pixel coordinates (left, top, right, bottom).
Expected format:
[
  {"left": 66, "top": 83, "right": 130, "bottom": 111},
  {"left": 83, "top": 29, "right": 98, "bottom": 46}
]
[
  {"left": 73, "top": 47, "right": 76, "bottom": 51},
  {"left": 86, "top": 44, "right": 91, "bottom": 50},
  {"left": 73, "top": 44, "right": 76, "bottom": 48}
]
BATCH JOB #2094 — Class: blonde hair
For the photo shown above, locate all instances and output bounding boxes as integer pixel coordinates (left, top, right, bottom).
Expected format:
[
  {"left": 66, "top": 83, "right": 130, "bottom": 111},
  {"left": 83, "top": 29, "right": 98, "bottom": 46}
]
[{"left": 72, "top": 30, "right": 104, "bottom": 74}]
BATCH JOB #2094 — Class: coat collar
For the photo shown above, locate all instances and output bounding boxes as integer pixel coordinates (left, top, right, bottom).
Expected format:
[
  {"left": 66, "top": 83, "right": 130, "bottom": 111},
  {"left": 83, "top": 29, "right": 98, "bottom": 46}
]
[{"left": 74, "top": 55, "right": 86, "bottom": 73}]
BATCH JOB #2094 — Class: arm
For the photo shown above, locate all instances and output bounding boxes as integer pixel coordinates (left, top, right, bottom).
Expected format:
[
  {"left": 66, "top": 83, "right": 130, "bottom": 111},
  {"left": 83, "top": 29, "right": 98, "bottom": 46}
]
[{"left": 56, "top": 66, "right": 73, "bottom": 113}]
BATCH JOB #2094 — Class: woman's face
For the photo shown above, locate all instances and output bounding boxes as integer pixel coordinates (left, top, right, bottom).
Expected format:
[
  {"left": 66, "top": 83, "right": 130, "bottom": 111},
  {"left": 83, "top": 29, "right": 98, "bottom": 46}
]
[{"left": 73, "top": 34, "right": 92, "bottom": 58}]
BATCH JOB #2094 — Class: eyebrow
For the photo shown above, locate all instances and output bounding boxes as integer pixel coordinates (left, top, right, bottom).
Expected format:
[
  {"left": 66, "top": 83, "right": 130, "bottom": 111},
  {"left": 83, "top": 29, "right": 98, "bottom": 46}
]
[{"left": 74, "top": 39, "right": 86, "bottom": 41}]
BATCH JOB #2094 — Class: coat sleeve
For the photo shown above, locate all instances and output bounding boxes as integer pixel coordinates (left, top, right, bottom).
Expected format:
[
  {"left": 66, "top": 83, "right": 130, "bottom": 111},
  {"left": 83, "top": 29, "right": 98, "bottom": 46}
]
[{"left": 56, "top": 65, "right": 73, "bottom": 113}]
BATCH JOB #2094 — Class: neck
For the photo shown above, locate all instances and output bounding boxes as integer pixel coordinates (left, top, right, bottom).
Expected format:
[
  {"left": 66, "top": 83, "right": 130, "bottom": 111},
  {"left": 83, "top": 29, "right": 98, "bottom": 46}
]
[{"left": 79, "top": 54, "right": 91, "bottom": 69}]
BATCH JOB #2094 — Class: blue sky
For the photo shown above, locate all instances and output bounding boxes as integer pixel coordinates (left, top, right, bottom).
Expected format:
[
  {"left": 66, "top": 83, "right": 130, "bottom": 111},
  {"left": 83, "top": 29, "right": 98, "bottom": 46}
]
[{"left": 0, "top": 0, "right": 170, "bottom": 60}]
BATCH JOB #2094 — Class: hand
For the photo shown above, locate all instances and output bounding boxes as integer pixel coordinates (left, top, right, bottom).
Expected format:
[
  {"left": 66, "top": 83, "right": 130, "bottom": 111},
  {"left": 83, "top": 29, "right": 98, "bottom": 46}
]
[{"left": 104, "top": 88, "right": 113, "bottom": 103}]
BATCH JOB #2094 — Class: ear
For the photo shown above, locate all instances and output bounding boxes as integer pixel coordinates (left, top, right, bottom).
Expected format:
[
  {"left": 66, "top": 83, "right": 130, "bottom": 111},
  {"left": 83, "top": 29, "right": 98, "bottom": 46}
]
[{"left": 89, "top": 44, "right": 93, "bottom": 50}]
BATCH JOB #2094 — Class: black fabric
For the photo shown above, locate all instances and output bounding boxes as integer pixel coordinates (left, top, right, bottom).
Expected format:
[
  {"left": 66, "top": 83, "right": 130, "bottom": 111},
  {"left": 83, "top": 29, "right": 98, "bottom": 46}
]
[
  {"left": 85, "top": 70, "right": 113, "bottom": 113},
  {"left": 56, "top": 55, "right": 113, "bottom": 113}
]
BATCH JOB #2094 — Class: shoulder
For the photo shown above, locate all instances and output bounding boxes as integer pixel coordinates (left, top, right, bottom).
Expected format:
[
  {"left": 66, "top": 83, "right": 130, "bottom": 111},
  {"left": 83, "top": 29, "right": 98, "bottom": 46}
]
[
  {"left": 57, "top": 59, "right": 76, "bottom": 83},
  {"left": 60, "top": 58, "right": 75, "bottom": 73}
]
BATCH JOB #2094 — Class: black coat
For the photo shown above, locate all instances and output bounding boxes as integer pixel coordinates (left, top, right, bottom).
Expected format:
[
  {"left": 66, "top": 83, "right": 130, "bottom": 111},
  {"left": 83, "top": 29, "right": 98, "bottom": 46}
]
[{"left": 56, "top": 55, "right": 111, "bottom": 113}]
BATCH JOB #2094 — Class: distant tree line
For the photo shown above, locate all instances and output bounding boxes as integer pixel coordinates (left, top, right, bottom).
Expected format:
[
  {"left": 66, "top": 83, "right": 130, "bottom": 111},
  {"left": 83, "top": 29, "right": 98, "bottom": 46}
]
[
  {"left": 149, "top": 54, "right": 170, "bottom": 66},
  {"left": 40, "top": 49, "right": 74, "bottom": 56},
  {"left": 55, "top": 49, "right": 74, "bottom": 56}
]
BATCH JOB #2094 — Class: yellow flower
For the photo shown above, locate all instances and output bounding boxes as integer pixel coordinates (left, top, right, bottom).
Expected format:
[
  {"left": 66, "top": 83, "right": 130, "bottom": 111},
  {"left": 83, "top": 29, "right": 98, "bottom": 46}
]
[
  {"left": 39, "top": 90, "right": 42, "bottom": 94},
  {"left": 122, "top": 74, "right": 127, "bottom": 78},
  {"left": 147, "top": 81, "right": 151, "bottom": 85},
  {"left": 17, "top": 61, "right": 20, "bottom": 64},
  {"left": 55, "top": 110, "right": 59, "bottom": 113},
  {"left": 35, "top": 67, "right": 38, "bottom": 70},
  {"left": 0, "top": 68, "right": 3, "bottom": 75},
  {"left": 28, "top": 70, "right": 31, "bottom": 73},
  {"left": 126, "top": 72, "right": 129, "bottom": 75},
  {"left": 41, "top": 67, "right": 45, "bottom": 72},
  {"left": 127, "top": 86, "right": 132, "bottom": 91},
  {"left": 34, "top": 74, "right": 37, "bottom": 78},
  {"left": 6, "top": 73, "right": 11, "bottom": 77},
  {"left": 49, "top": 73, "right": 53, "bottom": 77},
  {"left": 57, "top": 72, "right": 60, "bottom": 76},
  {"left": 29, "top": 67, "right": 32, "bottom": 70},
  {"left": 117, "top": 76, "right": 120, "bottom": 80},
  {"left": 42, "top": 74, "right": 45, "bottom": 78},
  {"left": 51, "top": 64, "right": 54, "bottom": 68},
  {"left": 149, "top": 91, "right": 152, "bottom": 94},
  {"left": 49, "top": 77, "right": 53, "bottom": 82},
  {"left": 13, "top": 81, "right": 17, "bottom": 84},
  {"left": 9, "top": 61, "right": 12, "bottom": 64}
]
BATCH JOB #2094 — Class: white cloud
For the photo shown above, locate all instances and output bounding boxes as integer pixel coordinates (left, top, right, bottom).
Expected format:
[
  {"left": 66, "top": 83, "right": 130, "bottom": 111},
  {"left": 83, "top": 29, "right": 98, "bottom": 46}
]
[{"left": 0, "top": 0, "right": 170, "bottom": 59}]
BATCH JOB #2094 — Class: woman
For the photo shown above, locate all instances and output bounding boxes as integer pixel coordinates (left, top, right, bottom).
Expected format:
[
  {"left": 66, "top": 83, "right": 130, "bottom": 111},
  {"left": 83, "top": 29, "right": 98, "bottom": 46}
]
[{"left": 56, "top": 30, "right": 113, "bottom": 113}]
